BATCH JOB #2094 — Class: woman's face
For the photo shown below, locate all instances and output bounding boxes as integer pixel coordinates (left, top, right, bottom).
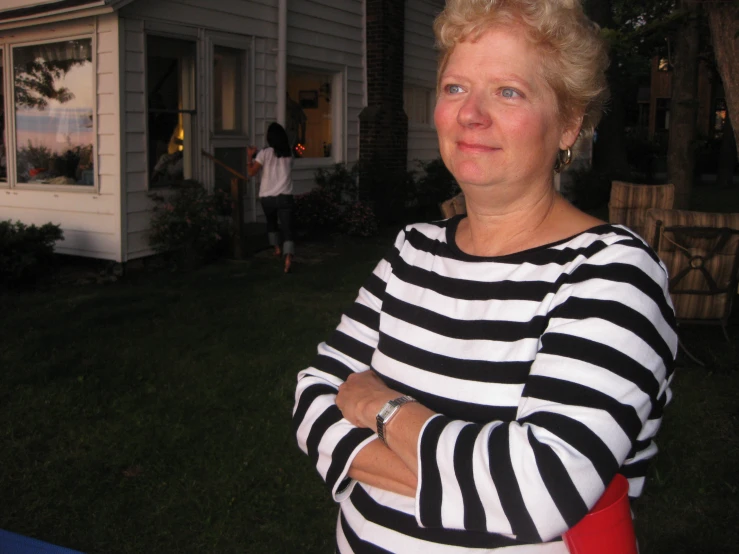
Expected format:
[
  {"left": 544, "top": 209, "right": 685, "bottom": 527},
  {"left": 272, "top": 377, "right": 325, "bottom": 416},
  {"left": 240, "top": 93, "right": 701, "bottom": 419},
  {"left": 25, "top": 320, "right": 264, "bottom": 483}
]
[{"left": 434, "top": 25, "right": 580, "bottom": 193}]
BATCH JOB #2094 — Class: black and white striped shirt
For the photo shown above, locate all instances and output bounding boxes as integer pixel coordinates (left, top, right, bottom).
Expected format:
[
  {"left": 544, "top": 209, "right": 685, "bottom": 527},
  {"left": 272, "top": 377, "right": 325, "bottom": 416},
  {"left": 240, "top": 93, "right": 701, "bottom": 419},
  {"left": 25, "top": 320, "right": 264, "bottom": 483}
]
[{"left": 293, "top": 217, "right": 677, "bottom": 553}]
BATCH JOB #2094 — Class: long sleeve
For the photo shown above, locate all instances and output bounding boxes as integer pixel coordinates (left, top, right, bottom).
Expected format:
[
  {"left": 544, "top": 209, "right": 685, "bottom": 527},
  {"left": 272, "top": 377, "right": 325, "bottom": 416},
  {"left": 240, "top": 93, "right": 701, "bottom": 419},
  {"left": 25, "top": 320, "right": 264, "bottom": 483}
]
[
  {"left": 412, "top": 234, "right": 677, "bottom": 542},
  {"left": 292, "top": 230, "right": 404, "bottom": 500}
]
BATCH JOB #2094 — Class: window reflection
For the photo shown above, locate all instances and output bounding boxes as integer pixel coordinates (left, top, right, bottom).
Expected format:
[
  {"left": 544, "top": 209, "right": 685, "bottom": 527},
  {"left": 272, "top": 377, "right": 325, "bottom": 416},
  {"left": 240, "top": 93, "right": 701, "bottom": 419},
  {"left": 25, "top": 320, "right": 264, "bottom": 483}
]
[
  {"left": 286, "top": 70, "right": 332, "bottom": 158},
  {"left": 1, "top": 50, "right": 6, "bottom": 183},
  {"left": 147, "top": 36, "right": 196, "bottom": 187},
  {"left": 214, "top": 46, "right": 243, "bottom": 134},
  {"left": 14, "top": 39, "right": 94, "bottom": 186}
]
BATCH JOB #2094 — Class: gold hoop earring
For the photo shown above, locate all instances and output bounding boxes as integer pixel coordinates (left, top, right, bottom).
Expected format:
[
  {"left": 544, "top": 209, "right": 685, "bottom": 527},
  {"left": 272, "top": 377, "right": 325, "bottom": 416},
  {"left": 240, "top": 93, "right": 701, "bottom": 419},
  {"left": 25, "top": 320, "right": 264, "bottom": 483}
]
[{"left": 554, "top": 147, "right": 573, "bottom": 174}]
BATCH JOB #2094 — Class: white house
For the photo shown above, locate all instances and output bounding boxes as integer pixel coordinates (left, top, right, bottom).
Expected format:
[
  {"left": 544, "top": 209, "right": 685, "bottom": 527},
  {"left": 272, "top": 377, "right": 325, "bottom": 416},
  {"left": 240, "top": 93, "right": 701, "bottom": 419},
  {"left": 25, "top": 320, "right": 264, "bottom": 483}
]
[{"left": 0, "top": 0, "right": 444, "bottom": 262}]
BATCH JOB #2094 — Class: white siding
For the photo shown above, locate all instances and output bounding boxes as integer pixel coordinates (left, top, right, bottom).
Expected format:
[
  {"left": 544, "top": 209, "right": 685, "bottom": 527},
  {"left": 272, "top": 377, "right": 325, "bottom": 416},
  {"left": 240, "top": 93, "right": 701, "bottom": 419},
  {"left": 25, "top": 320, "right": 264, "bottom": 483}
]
[
  {"left": 119, "top": 0, "right": 277, "bottom": 38},
  {"left": 405, "top": 0, "right": 443, "bottom": 167},
  {"left": 286, "top": 0, "right": 364, "bottom": 194},
  {"left": 0, "top": 14, "right": 124, "bottom": 261}
]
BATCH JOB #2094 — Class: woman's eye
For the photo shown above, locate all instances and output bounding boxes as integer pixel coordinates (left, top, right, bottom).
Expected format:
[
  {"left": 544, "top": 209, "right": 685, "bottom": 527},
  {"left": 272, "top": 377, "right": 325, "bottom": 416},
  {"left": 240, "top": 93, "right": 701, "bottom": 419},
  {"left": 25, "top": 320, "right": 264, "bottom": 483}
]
[
  {"left": 501, "top": 88, "right": 521, "bottom": 99},
  {"left": 444, "top": 84, "right": 464, "bottom": 94}
]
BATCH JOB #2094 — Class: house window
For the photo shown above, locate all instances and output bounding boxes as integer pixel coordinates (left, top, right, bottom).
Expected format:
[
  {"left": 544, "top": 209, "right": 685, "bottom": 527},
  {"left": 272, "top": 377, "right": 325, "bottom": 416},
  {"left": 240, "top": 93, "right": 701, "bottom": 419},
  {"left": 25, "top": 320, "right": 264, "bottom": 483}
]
[
  {"left": 13, "top": 39, "right": 95, "bottom": 186},
  {"left": 1, "top": 48, "right": 6, "bottom": 183},
  {"left": 286, "top": 69, "right": 333, "bottom": 158},
  {"left": 404, "top": 85, "right": 434, "bottom": 126},
  {"left": 147, "top": 35, "right": 197, "bottom": 187},
  {"left": 213, "top": 46, "right": 244, "bottom": 134}
]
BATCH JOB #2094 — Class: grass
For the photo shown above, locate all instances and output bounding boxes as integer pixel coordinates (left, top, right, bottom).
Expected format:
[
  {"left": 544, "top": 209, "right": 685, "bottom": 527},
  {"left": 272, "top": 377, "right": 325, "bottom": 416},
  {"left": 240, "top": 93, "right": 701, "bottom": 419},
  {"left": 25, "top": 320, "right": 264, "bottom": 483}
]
[{"left": 1, "top": 225, "right": 738, "bottom": 553}]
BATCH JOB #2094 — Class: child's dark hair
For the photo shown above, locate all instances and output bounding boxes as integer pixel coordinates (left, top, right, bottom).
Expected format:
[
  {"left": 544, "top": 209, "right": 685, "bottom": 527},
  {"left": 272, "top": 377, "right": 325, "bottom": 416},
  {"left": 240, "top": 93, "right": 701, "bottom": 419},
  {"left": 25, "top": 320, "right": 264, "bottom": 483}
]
[{"left": 266, "top": 122, "right": 292, "bottom": 158}]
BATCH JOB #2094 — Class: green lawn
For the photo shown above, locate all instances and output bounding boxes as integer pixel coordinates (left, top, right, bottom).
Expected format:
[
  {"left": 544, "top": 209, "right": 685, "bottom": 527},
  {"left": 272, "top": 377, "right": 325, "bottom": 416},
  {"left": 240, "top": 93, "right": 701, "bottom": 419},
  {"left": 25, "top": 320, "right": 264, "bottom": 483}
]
[{"left": 1, "top": 227, "right": 738, "bottom": 553}]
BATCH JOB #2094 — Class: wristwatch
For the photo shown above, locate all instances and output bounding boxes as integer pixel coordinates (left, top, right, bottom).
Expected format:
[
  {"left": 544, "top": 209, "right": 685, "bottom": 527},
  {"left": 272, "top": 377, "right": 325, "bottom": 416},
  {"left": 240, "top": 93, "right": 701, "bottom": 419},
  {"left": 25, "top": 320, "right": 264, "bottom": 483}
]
[{"left": 376, "top": 395, "right": 416, "bottom": 446}]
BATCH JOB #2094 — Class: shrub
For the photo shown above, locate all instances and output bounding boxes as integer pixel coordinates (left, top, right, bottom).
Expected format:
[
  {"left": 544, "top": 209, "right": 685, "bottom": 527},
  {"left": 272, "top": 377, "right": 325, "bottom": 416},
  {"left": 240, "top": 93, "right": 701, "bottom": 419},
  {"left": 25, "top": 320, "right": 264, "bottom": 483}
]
[
  {"left": 294, "top": 188, "right": 342, "bottom": 234},
  {"left": 340, "top": 201, "right": 379, "bottom": 237},
  {"left": 414, "top": 158, "right": 460, "bottom": 220},
  {"left": 0, "top": 220, "right": 64, "bottom": 287},
  {"left": 296, "top": 163, "right": 381, "bottom": 237},
  {"left": 149, "top": 180, "right": 230, "bottom": 269}
]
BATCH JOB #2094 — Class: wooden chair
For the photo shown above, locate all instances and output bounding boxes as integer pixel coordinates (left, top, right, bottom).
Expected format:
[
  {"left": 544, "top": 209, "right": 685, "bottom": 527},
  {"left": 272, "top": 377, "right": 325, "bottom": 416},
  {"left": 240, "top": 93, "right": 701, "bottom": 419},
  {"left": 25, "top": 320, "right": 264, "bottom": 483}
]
[
  {"left": 439, "top": 192, "right": 466, "bottom": 219},
  {"left": 608, "top": 182, "right": 675, "bottom": 240},
  {"left": 645, "top": 208, "right": 739, "bottom": 365}
]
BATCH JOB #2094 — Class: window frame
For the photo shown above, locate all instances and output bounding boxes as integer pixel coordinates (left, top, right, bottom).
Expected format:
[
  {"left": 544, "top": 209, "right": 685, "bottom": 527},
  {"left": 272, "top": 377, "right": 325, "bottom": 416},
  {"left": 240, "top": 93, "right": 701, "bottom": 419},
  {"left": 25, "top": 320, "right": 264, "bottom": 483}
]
[
  {"left": 144, "top": 31, "right": 200, "bottom": 191},
  {"left": 404, "top": 83, "right": 436, "bottom": 130},
  {"left": 1, "top": 33, "right": 98, "bottom": 192},
  {"left": 287, "top": 63, "right": 345, "bottom": 170}
]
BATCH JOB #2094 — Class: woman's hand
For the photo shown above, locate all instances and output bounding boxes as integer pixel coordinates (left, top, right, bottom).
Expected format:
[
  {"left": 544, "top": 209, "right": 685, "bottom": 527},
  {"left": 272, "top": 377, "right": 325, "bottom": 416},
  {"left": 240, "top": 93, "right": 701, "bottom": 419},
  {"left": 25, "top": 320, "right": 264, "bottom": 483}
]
[{"left": 336, "top": 370, "right": 399, "bottom": 430}]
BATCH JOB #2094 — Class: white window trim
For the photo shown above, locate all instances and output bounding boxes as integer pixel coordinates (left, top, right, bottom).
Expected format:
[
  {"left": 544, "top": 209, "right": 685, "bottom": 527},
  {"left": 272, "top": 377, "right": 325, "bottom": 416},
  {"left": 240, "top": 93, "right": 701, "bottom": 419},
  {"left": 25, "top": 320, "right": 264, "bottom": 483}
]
[
  {"left": 1, "top": 32, "right": 98, "bottom": 192},
  {"left": 287, "top": 62, "right": 346, "bottom": 167}
]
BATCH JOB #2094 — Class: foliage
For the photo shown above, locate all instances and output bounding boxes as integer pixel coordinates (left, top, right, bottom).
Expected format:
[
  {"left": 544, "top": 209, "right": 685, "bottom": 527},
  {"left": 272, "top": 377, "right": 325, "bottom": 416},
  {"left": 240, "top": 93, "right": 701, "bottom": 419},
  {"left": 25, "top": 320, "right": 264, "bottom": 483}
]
[
  {"left": 148, "top": 180, "right": 230, "bottom": 269},
  {"left": 296, "top": 164, "right": 380, "bottom": 237},
  {"left": 16, "top": 142, "right": 52, "bottom": 172},
  {"left": 313, "top": 163, "right": 358, "bottom": 204},
  {"left": 13, "top": 40, "right": 90, "bottom": 110},
  {"left": 294, "top": 188, "right": 343, "bottom": 233},
  {"left": 0, "top": 220, "right": 63, "bottom": 287},
  {"left": 413, "top": 158, "right": 461, "bottom": 220},
  {"left": 340, "top": 201, "right": 379, "bottom": 237}
]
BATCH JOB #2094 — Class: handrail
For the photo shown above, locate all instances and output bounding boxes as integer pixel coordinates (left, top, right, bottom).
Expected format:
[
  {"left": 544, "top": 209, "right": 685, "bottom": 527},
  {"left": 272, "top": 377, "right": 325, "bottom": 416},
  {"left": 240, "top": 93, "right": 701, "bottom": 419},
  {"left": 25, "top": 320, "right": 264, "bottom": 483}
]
[{"left": 201, "top": 149, "right": 249, "bottom": 182}]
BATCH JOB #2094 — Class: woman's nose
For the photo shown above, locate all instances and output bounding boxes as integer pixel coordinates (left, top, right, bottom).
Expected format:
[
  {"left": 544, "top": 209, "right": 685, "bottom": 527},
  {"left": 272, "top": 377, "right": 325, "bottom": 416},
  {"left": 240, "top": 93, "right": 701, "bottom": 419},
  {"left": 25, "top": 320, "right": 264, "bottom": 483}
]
[{"left": 457, "top": 92, "right": 492, "bottom": 128}]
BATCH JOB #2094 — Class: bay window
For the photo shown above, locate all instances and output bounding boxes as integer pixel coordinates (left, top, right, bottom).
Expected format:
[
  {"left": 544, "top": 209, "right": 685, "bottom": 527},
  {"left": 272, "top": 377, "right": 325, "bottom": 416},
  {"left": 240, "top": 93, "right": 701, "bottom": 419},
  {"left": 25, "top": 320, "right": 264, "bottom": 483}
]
[{"left": 13, "top": 39, "right": 95, "bottom": 186}]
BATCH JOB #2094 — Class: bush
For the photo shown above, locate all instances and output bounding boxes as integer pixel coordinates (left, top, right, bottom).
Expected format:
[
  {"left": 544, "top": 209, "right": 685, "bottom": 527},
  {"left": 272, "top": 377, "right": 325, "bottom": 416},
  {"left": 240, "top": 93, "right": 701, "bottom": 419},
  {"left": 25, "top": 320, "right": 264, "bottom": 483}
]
[
  {"left": 149, "top": 180, "right": 230, "bottom": 269},
  {"left": 0, "top": 220, "right": 63, "bottom": 287},
  {"left": 340, "top": 201, "right": 379, "bottom": 237},
  {"left": 413, "top": 158, "right": 460, "bottom": 220},
  {"left": 294, "top": 188, "right": 343, "bottom": 233},
  {"left": 296, "top": 163, "right": 380, "bottom": 237}
]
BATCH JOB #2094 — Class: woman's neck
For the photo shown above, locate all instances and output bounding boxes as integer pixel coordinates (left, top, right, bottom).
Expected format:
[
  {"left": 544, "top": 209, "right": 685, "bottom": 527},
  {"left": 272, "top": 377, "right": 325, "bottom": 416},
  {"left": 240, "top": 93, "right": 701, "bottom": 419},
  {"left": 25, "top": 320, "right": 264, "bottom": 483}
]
[{"left": 455, "top": 182, "right": 563, "bottom": 257}]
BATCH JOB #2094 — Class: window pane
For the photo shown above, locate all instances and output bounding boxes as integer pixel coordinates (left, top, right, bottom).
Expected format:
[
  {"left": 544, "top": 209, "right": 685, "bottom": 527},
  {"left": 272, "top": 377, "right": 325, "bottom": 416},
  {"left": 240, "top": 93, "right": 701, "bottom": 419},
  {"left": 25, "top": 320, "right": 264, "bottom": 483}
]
[
  {"left": 14, "top": 39, "right": 95, "bottom": 186},
  {"left": 286, "top": 70, "right": 332, "bottom": 158},
  {"left": 1, "top": 49, "right": 6, "bottom": 183},
  {"left": 214, "top": 46, "right": 243, "bottom": 134},
  {"left": 147, "top": 36, "right": 196, "bottom": 187},
  {"left": 404, "top": 85, "right": 432, "bottom": 126}
]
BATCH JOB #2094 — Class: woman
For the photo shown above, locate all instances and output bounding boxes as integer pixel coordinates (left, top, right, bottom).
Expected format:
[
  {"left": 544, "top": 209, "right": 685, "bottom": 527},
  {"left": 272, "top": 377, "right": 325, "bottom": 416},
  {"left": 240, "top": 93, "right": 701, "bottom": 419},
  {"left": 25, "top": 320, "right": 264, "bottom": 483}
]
[
  {"left": 248, "top": 122, "right": 295, "bottom": 273},
  {"left": 293, "top": 0, "right": 677, "bottom": 552}
]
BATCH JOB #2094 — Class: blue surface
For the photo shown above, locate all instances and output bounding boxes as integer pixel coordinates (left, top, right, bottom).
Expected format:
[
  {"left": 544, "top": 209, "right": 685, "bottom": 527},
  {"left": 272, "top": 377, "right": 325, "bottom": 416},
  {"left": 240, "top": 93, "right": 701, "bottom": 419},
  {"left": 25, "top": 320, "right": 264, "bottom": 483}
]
[{"left": 0, "top": 530, "right": 84, "bottom": 554}]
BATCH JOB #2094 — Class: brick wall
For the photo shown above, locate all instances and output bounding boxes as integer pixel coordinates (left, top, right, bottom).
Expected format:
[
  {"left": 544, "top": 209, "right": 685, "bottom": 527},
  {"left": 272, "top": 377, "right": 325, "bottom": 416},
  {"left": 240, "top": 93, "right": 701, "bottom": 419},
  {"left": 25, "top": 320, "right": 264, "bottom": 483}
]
[{"left": 359, "top": 0, "right": 409, "bottom": 220}]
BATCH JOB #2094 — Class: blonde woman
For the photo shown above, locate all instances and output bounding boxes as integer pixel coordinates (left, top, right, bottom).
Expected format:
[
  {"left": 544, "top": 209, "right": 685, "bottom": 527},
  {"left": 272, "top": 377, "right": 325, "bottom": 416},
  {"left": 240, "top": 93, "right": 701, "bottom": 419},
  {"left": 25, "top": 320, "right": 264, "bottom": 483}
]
[{"left": 294, "top": 1, "right": 677, "bottom": 551}]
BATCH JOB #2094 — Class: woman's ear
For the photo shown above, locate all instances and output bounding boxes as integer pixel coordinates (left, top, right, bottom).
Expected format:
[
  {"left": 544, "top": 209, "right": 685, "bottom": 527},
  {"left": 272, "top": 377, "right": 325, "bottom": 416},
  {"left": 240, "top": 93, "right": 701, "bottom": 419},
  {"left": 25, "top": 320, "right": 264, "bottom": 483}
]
[{"left": 560, "top": 115, "right": 584, "bottom": 151}]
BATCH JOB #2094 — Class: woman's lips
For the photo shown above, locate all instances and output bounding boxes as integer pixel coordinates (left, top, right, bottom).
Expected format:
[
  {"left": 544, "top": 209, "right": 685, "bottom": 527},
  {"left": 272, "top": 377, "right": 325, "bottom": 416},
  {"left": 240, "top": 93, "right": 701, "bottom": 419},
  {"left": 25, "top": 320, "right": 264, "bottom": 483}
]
[{"left": 456, "top": 141, "right": 500, "bottom": 153}]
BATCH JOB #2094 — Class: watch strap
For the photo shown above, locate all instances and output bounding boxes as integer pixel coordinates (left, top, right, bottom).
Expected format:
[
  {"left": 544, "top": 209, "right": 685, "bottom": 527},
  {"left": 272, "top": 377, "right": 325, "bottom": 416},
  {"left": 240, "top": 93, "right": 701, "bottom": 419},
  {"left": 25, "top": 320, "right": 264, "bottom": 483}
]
[{"left": 376, "top": 395, "right": 416, "bottom": 446}]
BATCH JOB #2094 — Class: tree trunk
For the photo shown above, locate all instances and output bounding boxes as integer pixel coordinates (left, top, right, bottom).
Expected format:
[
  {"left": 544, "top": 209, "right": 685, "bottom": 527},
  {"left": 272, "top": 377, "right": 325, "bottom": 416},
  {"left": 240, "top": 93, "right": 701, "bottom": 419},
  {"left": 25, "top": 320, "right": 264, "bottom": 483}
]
[
  {"left": 706, "top": 3, "right": 739, "bottom": 159},
  {"left": 667, "top": 0, "right": 701, "bottom": 209}
]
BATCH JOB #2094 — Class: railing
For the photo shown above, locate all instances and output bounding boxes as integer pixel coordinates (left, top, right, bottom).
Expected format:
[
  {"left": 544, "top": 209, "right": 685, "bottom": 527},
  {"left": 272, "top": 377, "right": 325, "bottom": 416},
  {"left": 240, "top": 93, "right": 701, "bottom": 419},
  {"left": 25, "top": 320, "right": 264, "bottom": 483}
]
[{"left": 201, "top": 149, "right": 248, "bottom": 259}]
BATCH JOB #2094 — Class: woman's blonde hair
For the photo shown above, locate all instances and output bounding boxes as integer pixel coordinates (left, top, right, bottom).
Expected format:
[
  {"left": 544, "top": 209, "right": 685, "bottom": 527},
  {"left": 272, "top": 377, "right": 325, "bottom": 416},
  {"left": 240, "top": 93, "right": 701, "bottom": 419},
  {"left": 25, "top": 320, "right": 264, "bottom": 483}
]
[{"left": 434, "top": 0, "right": 609, "bottom": 135}]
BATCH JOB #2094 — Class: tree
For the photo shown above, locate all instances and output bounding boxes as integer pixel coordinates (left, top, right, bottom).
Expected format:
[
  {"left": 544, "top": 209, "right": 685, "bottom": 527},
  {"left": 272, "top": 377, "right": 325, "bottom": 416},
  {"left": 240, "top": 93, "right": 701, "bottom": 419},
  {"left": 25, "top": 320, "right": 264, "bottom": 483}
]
[
  {"left": 667, "top": 0, "right": 702, "bottom": 208},
  {"left": 705, "top": 0, "right": 739, "bottom": 158},
  {"left": 584, "top": 0, "right": 677, "bottom": 177}
]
